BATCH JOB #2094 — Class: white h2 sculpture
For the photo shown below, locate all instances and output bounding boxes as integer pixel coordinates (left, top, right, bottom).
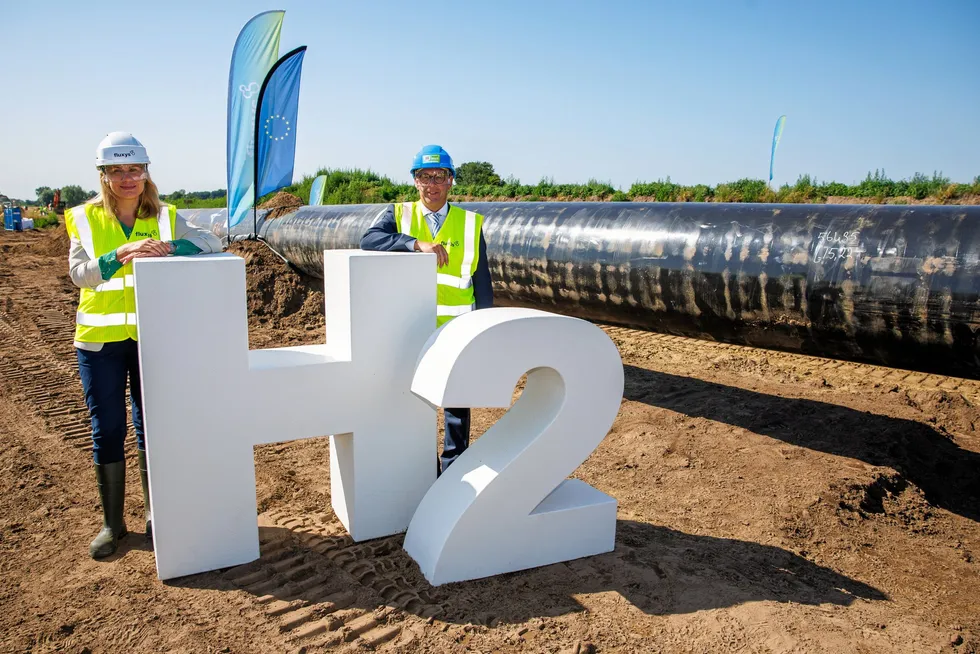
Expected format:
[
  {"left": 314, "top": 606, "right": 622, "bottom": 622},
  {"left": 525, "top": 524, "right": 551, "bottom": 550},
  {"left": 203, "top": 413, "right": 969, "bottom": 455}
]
[
  {"left": 133, "top": 251, "right": 436, "bottom": 580},
  {"left": 133, "top": 251, "right": 624, "bottom": 584}
]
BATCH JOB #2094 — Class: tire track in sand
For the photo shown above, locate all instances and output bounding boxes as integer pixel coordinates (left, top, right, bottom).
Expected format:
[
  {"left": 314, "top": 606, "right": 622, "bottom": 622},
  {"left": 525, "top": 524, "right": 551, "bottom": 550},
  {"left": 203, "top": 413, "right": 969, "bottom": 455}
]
[{"left": 221, "top": 510, "right": 445, "bottom": 651}]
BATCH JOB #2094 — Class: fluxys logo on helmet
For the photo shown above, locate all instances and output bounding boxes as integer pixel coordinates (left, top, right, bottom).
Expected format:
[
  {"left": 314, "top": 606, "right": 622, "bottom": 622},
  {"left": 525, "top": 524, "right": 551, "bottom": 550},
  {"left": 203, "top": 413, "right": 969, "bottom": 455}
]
[
  {"left": 113, "top": 150, "right": 137, "bottom": 158},
  {"left": 422, "top": 154, "right": 441, "bottom": 164}
]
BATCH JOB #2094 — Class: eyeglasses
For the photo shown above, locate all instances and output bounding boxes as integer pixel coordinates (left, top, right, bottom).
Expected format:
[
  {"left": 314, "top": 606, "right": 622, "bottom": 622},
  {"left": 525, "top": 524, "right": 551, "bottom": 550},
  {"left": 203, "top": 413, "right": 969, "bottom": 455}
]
[
  {"left": 103, "top": 166, "right": 148, "bottom": 182},
  {"left": 415, "top": 171, "right": 451, "bottom": 185}
]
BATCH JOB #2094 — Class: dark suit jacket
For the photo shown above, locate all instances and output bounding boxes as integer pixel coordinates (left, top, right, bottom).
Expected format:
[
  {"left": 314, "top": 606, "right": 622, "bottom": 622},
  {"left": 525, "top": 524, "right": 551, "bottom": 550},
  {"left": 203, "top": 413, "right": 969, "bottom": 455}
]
[{"left": 360, "top": 203, "right": 494, "bottom": 310}]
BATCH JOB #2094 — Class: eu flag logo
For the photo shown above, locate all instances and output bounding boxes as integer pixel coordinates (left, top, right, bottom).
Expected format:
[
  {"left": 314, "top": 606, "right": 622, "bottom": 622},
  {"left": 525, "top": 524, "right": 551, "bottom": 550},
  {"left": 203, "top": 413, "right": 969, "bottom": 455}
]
[{"left": 264, "top": 114, "right": 292, "bottom": 142}]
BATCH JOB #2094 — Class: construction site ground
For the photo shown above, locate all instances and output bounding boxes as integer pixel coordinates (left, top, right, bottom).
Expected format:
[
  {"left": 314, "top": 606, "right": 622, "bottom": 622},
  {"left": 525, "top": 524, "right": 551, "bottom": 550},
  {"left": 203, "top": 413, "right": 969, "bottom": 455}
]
[{"left": 0, "top": 223, "right": 977, "bottom": 654}]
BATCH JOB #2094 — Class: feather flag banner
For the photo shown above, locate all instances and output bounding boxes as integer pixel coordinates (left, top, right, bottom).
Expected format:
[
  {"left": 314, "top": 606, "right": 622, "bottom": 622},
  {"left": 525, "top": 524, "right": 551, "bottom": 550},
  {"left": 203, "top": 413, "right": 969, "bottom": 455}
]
[
  {"left": 309, "top": 174, "right": 327, "bottom": 205},
  {"left": 226, "top": 11, "right": 284, "bottom": 229},
  {"left": 255, "top": 46, "right": 307, "bottom": 199},
  {"left": 769, "top": 115, "right": 787, "bottom": 183}
]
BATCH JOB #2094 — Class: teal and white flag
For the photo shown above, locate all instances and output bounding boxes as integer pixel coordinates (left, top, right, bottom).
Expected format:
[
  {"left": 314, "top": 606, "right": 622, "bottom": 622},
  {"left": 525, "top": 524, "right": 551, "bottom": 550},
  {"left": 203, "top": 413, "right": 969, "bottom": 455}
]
[
  {"left": 309, "top": 174, "right": 327, "bottom": 205},
  {"left": 226, "top": 11, "right": 284, "bottom": 228},
  {"left": 769, "top": 115, "right": 787, "bottom": 183}
]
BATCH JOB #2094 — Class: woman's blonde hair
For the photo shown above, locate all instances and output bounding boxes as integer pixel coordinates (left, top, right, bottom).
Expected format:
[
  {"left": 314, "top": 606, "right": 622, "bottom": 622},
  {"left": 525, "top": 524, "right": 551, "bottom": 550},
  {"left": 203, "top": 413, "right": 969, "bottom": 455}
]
[{"left": 87, "top": 165, "right": 163, "bottom": 218}]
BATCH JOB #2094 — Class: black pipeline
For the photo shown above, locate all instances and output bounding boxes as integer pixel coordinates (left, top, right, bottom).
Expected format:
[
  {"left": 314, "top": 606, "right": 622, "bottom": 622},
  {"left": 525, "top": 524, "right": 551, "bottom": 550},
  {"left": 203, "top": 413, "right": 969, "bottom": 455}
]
[{"left": 181, "top": 202, "right": 980, "bottom": 379}]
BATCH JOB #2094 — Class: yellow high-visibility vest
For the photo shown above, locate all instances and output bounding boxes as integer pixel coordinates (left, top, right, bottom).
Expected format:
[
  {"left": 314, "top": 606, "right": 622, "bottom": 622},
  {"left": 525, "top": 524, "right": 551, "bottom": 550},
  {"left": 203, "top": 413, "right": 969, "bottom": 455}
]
[
  {"left": 65, "top": 203, "right": 176, "bottom": 343},
  {"left": 394, "top": 201, "right": 482, "bottom": 327}
]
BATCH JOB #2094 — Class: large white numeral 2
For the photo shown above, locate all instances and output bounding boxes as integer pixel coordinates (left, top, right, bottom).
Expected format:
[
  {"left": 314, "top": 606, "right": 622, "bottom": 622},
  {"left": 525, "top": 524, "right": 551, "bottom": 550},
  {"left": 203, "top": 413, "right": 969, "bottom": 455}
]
[{"left": 404, "top": 307, "right": 624, "bottom": 585}]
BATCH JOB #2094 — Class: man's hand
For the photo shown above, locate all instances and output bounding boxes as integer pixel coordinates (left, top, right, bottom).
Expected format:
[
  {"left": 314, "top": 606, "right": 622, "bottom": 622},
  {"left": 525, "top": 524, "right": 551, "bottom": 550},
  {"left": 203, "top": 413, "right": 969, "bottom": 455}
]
[
  {"left": 116, "top": 239, "right": 172, "bottom": 264},
  {"left": 414, "top": 240, "right": 449, "bottom": 267}
]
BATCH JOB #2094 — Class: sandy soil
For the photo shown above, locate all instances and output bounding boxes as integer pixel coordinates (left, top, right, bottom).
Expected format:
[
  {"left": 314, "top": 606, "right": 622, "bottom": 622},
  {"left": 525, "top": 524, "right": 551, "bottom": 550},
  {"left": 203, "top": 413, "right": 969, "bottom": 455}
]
[{"left": 0, "top": 221, "right": 978, "bottom": 654}]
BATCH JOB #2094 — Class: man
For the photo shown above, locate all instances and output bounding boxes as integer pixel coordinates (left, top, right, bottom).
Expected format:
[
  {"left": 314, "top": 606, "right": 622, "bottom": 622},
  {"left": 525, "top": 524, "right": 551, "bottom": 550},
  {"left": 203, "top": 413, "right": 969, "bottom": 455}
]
[{"left": 360, "top": 144, "right": 493, "bottom": 473}]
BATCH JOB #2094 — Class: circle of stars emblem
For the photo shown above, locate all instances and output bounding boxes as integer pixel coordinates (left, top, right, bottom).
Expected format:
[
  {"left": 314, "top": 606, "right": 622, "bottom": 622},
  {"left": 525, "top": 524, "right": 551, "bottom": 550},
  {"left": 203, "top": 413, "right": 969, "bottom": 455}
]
[{"left": 264, "top": 114, "right": 291, "bottom": 141}]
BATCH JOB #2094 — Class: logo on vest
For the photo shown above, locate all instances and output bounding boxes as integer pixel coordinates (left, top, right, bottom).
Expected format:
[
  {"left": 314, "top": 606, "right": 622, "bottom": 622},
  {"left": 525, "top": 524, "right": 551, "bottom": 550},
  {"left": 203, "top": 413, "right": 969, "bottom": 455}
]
[
  {"left": 133, "top": 231, "right": 155, "bottom": 238},
  {"left": 438, "top": 239, "right": 461, "bottom": 248}
]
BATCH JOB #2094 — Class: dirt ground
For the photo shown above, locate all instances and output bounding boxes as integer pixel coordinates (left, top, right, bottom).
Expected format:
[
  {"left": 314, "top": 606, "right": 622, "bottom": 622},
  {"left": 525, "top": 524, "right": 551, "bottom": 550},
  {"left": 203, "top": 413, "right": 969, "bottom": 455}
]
[{"left": 1, "top": 221, "right": 978, "bottom": 654}]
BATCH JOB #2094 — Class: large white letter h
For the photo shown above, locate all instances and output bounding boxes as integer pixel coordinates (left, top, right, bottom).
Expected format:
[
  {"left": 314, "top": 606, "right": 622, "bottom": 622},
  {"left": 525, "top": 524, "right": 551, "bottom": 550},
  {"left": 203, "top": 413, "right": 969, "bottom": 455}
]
[{"left": 133, "top": 251, "right": 436, "bottom": 580}]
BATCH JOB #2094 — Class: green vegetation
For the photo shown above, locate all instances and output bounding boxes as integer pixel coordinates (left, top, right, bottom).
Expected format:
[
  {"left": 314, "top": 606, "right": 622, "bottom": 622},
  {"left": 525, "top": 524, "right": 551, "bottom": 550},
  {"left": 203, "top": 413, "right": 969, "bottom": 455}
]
[
  {"left": 454, "top": 161, "right": 502, "bottom": 186},
  {"left": 283, "top": 169, "right": 409, "bottom": 205},
  {"left": 30, "top": 185, "right": 95, "bottom": 208},
  {"left": 130, "top": 166, "right": 980, "bottom": 209},
  {"left": 35, "top": 186, "right": 56, "bottom": 206},
  {"left": 32, "top": 211, "right": 60, "bottom": 229},
  {"left": 161, "top": 189, "right": 226, "bottom": 209},
  {"left": 60, "top": 185, "right": 94, "bottom": 207},
  {"left": 167, "top": 197, "right": 227, "bottom": 209}
]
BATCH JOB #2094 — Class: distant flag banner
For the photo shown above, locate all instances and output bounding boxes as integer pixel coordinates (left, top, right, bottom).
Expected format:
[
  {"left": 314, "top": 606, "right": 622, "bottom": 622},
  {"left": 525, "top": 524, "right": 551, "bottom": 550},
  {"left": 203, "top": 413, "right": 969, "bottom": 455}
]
[
  {"left": 769, "top": 115, "right": 787, "bottom": 182},
  {"left": 226, "top": 10, "right": 284, "bottom": 229},
  {"left": 255, "top": 46, "right": 307, "bottom": 199},
  {"left": 309, "top": 174, "right": 327, "bottom": 205}
]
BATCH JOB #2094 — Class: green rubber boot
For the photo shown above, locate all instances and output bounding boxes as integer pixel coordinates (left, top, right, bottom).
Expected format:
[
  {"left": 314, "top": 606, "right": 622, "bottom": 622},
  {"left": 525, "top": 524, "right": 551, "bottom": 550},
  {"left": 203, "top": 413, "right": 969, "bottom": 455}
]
[
  {"left": 137, "top": 449, "right": 152, "bottom": 546},
  {"left": 89, "top": 460, "right": 128, "bottom": 559}
]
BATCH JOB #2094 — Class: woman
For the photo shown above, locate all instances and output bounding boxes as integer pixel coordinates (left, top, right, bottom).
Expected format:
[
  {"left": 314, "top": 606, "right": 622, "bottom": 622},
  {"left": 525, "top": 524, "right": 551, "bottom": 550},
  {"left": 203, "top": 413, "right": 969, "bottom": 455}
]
[{"left": 66, "top": 131, "right": 222, "bottom": 559}]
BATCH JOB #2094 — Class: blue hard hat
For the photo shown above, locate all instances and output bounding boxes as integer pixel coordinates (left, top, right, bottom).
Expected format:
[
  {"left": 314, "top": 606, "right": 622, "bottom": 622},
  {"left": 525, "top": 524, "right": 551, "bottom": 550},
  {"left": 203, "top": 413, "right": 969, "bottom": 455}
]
[{"left": 411, "top": 145, "right": 454, "bottom": 176}]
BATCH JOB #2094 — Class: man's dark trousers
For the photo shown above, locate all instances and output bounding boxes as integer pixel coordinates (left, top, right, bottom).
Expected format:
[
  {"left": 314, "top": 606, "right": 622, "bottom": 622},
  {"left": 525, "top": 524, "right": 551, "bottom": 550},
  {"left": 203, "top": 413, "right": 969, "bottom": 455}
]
[{"left": 442, "top": 407, "right": 470, "bottom": 473}]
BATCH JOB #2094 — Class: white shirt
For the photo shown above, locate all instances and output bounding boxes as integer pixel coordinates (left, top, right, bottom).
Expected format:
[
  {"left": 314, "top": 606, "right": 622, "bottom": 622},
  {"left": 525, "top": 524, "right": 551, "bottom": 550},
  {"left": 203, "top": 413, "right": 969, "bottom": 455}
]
[
  {"left": 423, "top": 202, "right": 448, "bottom": 236},
  {"left": 407, "top": 202, "right": 448, "bottom": 251}
]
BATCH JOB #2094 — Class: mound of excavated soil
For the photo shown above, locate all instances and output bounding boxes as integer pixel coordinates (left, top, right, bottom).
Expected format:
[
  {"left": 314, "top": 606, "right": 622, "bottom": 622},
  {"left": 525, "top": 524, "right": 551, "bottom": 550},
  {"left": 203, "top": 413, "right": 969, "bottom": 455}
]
[
  {"left": 227, "top": 239, "right": 325, "bottom": 348},
  {"left": 29, "top": 218, "right": 70, "bottom": 256},
  {"left": 259, "top": 191, "right": 304, "bottom": 220}
]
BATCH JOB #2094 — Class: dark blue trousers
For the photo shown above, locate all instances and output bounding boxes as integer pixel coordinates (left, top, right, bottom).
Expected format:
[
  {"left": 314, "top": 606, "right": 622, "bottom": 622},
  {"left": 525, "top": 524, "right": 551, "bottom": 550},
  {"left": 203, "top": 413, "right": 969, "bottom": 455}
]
[
  {"left": 442, "top": 407, "right": 470, "bottom": 473},
  {"left": 76, "top": 339, "right": 145, "bottom": 464}
]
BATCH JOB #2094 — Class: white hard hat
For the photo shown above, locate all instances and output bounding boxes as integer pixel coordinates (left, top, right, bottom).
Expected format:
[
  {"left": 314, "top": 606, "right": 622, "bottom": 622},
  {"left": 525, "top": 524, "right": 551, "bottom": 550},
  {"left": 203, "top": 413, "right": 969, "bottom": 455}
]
[{"left": 95, "top": 131, "right": 150, "bottom": 167}]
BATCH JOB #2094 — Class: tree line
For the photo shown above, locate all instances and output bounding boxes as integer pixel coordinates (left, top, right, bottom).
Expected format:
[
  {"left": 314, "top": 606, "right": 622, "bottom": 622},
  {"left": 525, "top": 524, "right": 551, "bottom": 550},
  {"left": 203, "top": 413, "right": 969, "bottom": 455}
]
[
  {"left": 34, "top": 186, "right": 96, "bottom": 207},
  {"left": 16, "top": 162, "right": 980, "bottom": 211},
  {"left": 267, "top": 165, "right": 980, "bottom": 208}
]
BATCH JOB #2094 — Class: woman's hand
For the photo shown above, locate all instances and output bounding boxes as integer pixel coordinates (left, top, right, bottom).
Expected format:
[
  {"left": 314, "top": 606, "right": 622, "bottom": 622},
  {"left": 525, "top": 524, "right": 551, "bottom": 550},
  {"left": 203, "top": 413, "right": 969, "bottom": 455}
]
[{"left": 116, "top": 239, "right": 171, "bottom": 264}]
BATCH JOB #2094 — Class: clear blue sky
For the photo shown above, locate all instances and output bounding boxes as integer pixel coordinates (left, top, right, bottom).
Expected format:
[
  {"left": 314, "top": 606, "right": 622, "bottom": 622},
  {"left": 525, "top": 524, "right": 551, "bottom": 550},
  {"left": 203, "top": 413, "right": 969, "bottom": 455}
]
[{"left": 2, "top": 0, "right": 977, "bottom": 201}]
